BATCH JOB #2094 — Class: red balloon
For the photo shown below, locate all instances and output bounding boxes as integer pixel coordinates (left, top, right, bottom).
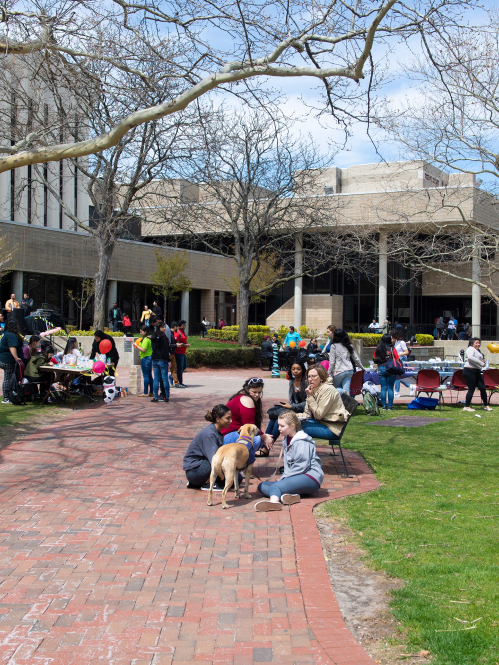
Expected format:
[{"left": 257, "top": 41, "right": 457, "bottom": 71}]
[
  {"left": 298, "top": 340, "right": 306, "bottom": 347},
  {"left": 99, "top": 339, "right": 112, "bottom": 354}
]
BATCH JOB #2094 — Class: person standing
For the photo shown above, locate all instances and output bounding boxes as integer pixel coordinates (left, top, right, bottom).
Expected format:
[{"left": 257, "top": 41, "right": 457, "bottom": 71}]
[
  {"left": 150, "top": 322, "right": 170, "bottom": 403},
  {"left": 392, "top": 330, "right": 411, "bottom": 397},
  {"left": 134, "top": 325, "right": 153, "bottom": 397},
  {"left": 374, "top": 333, "right": 399, "bottom": 410},
  {"left": 0, "top": 320, "right": 24, "bottom": 404},
  {"left": 5, "top": 294, "right": 20, "bottom": 311},
  {"left": 435, "top": 316, "right": 444, "bottom": 339},
  {"left": 448, "top": 316, "right": 458, "bottom": 340},
  {"left": 200, "top": 316, "right": 210, "bottom": 338},
  {"left": 122, "top": 314, "right": 132, "bottom": 335},
  {"left": 380, "top": 319, "right": 390, "bottom": 335},
  {"left": 282, "top": 326, "right": 301, "bottom": 349},
  {"left": 21, "top": 293, "right": 34, "bottom": 316},
  {"left": 328, "top": 329, "right": 364, "bottom": 395},
  {"left": 90, "top": 330, "right": 120, "bottom": 374},
  {"left": 324, "top": 324, "right": 336, "bottom": 355},
  {"left": 173, "top": 319, "right": 190, "bottom": 388},
  {"left": 152, "top": 301, "right": 162, "bottom": 319},
  {"left": 140, "top": 305, "right": 152, "bottom": 327},
  {"left": 462, "top": 338, "right": 491, "bottom": 412},
  {"left": 218, "top": 318, "right": 226, "bottom": 329},
  {"left": 108, "top": 301, "right": 123, "bottom": 332}
]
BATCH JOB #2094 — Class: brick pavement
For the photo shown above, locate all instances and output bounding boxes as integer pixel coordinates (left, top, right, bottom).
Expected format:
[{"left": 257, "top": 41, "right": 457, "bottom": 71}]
[{"left": 0, "top": 393, "right": 379, "bottom": 664}]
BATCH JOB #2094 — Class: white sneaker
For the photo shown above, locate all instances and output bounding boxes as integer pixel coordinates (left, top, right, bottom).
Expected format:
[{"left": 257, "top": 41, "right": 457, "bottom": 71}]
[
  {"left": 410, "top": 386, "right": 416, "bottom": 395},
  {"left": 394, "top": 392, "right": 400, "bottom": 398},
  {"left": 254, "top": 499, "right": 283, "bottom": 512},
  {"left": 281, "top": 494, "right": 301, "bottom": 505},
  {"left": 1, "top": 399, "right": 12, "bottom": 404}
]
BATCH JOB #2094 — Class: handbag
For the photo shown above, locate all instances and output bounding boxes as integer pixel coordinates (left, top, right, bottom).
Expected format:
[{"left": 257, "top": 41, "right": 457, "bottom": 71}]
[
  {"left": 267, "top": 404, "right": 286, "bottom": 420},
  {"left": 385, "top": 351, "right": 405, "bottom": 376}
]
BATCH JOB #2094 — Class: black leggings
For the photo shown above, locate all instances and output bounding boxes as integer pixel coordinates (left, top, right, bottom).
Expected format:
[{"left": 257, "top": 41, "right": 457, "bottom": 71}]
[{"left": 463, "top": 367, "right": 487, "bottom": 407}]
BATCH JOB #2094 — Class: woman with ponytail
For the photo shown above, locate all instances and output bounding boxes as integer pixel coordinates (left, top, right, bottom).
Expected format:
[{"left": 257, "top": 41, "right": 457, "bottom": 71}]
[{"left": 183, "top": 405, "right": 232, "bottom": 489}]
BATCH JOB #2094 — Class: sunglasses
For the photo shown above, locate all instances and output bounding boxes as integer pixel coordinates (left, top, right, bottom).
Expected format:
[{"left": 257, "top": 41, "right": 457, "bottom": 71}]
[{"left": 247, "top": 378, "right": 264, "bottom": 386}]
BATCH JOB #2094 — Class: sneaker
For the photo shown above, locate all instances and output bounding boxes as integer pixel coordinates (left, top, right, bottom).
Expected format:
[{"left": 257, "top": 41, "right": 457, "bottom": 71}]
[
  {"left": 484, "top": 406, "right": 493, "bottom": 411},
  {"left": 179, "top": 384, "right": 187, "bottom": 389},
  {"left": 409, "top": 386, "right": 416, "bottom": 395},
  {"left": 158, "top": 397, "right": 169, "bottom": 402},
  {"left": 1, "top": 399, "right": 12, "bottom": 405},
  {"left": 151, "top": 398, "right": 159, "bottom": 402},
  {"left": 168, "top": 374, "right": 174, "bottom": 386},
  {"left": 138, "top": 393, "right": 148, "bottom": 397},
  {"left": 463, "top": 406, "right": 475, "bottom": 412},
  {"left": 255, "top": 499, "right": 283, "bottom": 512},
  {"left": 174, "top": 384, "right": 181, "bottom": 389},
  {"left": 148, "top": 392, "right": 154, "bottom": 397},
  {"left": 200, "top": 482, "right": 224, "bottom": 492},
  {"left": 281, "top": 494, "right": 301, "bottom": 505},
  {"left": 394, "top": 392, "right": 400, "bottom": 398}
]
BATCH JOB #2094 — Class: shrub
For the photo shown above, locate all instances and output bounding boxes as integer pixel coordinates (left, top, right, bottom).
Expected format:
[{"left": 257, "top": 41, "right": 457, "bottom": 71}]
[
  {"left": 207, "top": 326, "right": 270, "bottom": 345},
  {"left": 52, "top": 330, "right": 124, "bottom": 337},
  {"left": 186, "top": 347, "right": 259, "bottom": 368},
  {"left": 349, "top": 333, "right": 383, "bottom": 347},
  {"left": 415, "top": 334, "right": 434, "bottom": 346},
  {"left": 299, "top": 325, "right": 309, "bottom": 338}
]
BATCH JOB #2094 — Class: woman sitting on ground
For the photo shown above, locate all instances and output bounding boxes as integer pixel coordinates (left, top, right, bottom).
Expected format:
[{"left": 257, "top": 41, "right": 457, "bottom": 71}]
[
  {"left": 374, "top": 333, "right": 399, "bottom": 410},
  {"left": 222, "top": 378, "right": 274, "bottom": 455},
  {"left": 183, "top": 404, "right": 232, "bottom": 489},
  {"left": 300, "top": 364, "right": 350, "bottom": 441},
  {"left": 463, "top": 338, "right": 492, "bottom": 412},
  {"left": 328, "top": 328, "right": 364, "bottom": 395},
  {"left": 23, "top": 335, "right": 41, "bottom": 361},
  {"left": 265, "top": 360, "right": 308, "bottom": 441},
  {"left": 255, "top": 410, "right": 324, "bottom": 512}
]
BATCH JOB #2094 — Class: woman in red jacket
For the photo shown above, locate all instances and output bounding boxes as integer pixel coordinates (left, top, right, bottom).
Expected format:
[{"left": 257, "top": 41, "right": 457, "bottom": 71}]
[{"left": 222, "top": 378, "right": 274, "bottom": 455}]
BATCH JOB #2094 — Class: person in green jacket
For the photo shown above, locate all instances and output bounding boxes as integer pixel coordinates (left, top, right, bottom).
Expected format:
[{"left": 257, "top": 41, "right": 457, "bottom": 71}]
[
  {"left": 134, "top": 325, "right": 153, "bottom": 396},
  {"left": 25, "top": 345, "right": 56, "bottom": 394}
]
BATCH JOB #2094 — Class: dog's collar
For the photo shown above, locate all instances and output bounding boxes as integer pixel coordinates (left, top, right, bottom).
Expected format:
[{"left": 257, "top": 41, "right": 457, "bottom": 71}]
[{"left": 237, "top": 435, "right": 253, "bottom": 442}]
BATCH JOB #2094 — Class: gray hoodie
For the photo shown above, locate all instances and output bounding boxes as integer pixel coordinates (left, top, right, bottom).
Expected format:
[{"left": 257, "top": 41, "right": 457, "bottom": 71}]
[{"left": 281, "top": 430, "right": 324, "bottom": 486}]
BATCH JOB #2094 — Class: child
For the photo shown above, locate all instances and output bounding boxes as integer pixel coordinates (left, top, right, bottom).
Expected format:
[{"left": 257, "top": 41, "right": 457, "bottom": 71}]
[{"left": 254, "top": 410, "right": 324, "bottom": 512}]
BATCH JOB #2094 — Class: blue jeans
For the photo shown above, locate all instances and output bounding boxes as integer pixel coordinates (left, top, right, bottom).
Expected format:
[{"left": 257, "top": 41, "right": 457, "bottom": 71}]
[
  {"left": 258, "top": 475, "right": 320, "bottom": 500},
  {"left": 112, "top": 319, "right": 119, "bottom": 332},
  {"left": 223, "top": 431, "right": 264, "bottom": 450},
  {"left": 301, "top": 419, "right": 339, "bottom": 440},
  {"left": 176, "top": 353, "right": 187, "bottom": 385},
  {"left": 394, "top": 378, "right": 410, "bottom": 392},
  {"left": 266, "top": 418, "right": 280, "bottom": 441},
  {"left": 332, "top": 370, "right": 353, "bottom": 395},
  {"left": 140, "top": 356, "right": 153, "bottom": 395},
  {"left": 152, "top": 359, "right": 170, "bottom": 399},
  {"left": 378, "top": 365, "right": 396, "bottom": 408}
]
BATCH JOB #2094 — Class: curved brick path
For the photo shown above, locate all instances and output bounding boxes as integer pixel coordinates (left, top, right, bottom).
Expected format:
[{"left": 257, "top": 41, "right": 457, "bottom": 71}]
[{"left": 0, "top": 392, "right": 378, "bottom": 664}]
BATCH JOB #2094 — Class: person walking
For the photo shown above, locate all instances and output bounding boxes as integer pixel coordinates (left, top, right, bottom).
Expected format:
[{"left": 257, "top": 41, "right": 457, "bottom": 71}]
[
  {"left": 122, "top": 314, "right": 132, "bottom": 335},
  {"left": 108, "top": 301, "right": 123, "bottom": 332},
  {"left": 140, "top": 305, "right": 152, "bottom": 327},
  {"left": 374, "top": 333, "right": 399, "bottom": 410},
  {"left": 0, "top": 319, "right": 24, "bottom": 404},
  {"left": 462, "top": 338, "right": 491, "bottom": 412},
  {"left": 328, "top": 329, "right": 364, "bottom": 395},
  {"left": 134, "top": 325, "right": 153, "bottom": 396},
  {"left": 152, "top": 301, "right": 162, "bottom": 319},
  {"left": 173, "top": 319, "right": 190, "bottom": 388},
  {"left": 150, "top": 322, "right": 170, "bottom": 403},
  {"left": 435, "top": 316, "right": 444, "bottom": 339},
  {"left": 448, "top": 316, "right": 458, "bottom": 340}
]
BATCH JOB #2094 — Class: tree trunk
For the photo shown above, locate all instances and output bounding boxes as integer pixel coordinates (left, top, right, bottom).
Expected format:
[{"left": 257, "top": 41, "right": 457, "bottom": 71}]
[
  {"left": 238, "top": 283, "right": 251, "bottom": 346},
  {"left": 93, "top": 239, "right": 115, "bottom": 330}
]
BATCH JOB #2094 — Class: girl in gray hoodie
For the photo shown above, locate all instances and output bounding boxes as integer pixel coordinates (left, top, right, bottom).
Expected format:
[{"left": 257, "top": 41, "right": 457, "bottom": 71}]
[{"left": 255, "top": 410, "right": 324, "bottom": 512}]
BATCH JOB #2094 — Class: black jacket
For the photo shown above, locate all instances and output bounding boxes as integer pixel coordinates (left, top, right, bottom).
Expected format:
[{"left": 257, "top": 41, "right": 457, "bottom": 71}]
[
  {"left": 260, "top": 340, "right": 273, "bottom": 358},
  {"left": 90, "top": 331, "right": 120, "bottom": 365},
  {"left": 152, "top": 306, "right": 162, "bottom": 318},
  {"left": 151, "top": 333, "right": 170, "bottom": 361},
  {"left": 109, "top": 307, "right": 123, "bottom": 321}
]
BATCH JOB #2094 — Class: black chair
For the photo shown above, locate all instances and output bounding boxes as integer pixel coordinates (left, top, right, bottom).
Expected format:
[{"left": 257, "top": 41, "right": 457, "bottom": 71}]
[
  {"left": 260, "top": 355, "right": 273, "bottom": 371},
  {"left": 314, "top": 393, "right": 359, "bottom": 477}
]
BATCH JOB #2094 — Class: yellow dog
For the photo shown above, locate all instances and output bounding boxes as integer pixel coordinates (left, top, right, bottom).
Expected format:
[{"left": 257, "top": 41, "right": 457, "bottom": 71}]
[{"left": 207, "top": 424, "right": 260, "bottom": 509}]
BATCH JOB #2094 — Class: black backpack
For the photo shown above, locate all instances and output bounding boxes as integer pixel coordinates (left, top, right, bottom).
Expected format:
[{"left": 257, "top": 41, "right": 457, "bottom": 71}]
[{"left": 9, "top": 361, "right": 27, "bottom": 405}]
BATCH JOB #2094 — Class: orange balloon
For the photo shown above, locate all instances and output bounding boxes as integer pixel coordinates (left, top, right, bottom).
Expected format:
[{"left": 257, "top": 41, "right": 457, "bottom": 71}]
[{"left": 289, "top": 341, "right": 296, "bottom": 348}]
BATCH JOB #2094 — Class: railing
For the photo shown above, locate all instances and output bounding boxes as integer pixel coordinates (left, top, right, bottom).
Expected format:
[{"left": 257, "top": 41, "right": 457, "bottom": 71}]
[{"left": 358, "top": 324, "right": 498, "bottom": 340}]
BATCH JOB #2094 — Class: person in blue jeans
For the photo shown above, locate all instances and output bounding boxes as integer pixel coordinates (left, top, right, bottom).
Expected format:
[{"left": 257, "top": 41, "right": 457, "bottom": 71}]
[
  {"left": 299, "top": 364, "right": 350, "bottom": 440},
  {"left": 374, "top": 334, "right": 399, "bottom": 409},
  {"left": 150, "top": 323, "right": 171, "bottom": 402},
  {"left": 255, "top": 410, "right": 324, "bottom": 511}
]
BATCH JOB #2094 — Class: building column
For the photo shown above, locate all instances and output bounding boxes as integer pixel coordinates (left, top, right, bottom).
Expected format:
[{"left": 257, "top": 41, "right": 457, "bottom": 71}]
[
  {"left": 181, "top": 290, "right": 190, "bottom": 334},
  {"left": 472, "top": 253, "right": 481, "bottom": 338},
  {"left": 294, "top": 234, "right": 303, "bottom": 329},
  {"left": 378, "top": 233, "right": 388, "bottom": 324},
  {"left": 107, "top": 280, "right": 118, "bottom": 326},
  {"left": 11, "top": 271, "right": 23, "bottom": 301}
]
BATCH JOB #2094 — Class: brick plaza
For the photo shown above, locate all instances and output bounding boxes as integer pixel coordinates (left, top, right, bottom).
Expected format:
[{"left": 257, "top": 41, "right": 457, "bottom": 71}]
[{"left": 0, "top": 386, "right": 379, "bottom": 664}]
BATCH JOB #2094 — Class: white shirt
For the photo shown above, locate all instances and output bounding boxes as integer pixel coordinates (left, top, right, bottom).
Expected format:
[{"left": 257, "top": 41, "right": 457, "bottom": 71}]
[
  {"left": 448, "top": 319, "right": 457, "bottom": 329},
  {"left": 394, "top": 340, "right": 408, "bottom": 356},
  {"left": 368, "top": 322, "right": 379, "bottom": 329}
]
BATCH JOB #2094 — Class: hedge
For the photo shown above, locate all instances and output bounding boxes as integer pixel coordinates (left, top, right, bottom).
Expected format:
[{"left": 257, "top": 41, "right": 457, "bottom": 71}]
[
  {"left": 415, "top": 334, "right": 434, "bottom": 346},
  {"left": 53, "top": 330, "right": 125, "bottom": 337},
  {"left": 349, "top": 333, "right": 383, "bottom": 347},
  {"left": 208, "top": 326, "right": 272, "bottom": 345},
  {"left": 186, "top": 347, "right": 259, "bottom": 368}
]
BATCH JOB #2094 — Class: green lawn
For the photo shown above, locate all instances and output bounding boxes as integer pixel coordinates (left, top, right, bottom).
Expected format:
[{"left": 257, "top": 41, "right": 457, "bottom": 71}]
[
  {"left": 320, "top": 405, "right": 499, "bottom": 664},
  {"left": 186, "top": 336, "right": 246, "bottom": 349}
]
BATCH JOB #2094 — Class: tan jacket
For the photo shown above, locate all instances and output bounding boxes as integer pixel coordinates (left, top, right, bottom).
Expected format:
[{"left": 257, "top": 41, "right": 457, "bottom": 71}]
[{"left": 303, "top": 381, "right": 351, "bottom": 437}]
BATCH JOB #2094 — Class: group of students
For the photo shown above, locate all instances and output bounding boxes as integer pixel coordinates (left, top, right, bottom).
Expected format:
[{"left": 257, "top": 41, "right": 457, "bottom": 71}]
[
  {"left": 183, "top": 364, "right": 351, "bottom": 511},
  {"left": 134, "top": 317, "right": 190, "bottom": 402}
]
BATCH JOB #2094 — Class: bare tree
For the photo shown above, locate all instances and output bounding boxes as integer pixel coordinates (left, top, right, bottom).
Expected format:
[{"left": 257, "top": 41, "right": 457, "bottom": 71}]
[
  {"left": 0, "top": 0, "right": 471, "bottom": 171},
  {"left": 142, "top": 109, "right": 367, "bottom": 345}
]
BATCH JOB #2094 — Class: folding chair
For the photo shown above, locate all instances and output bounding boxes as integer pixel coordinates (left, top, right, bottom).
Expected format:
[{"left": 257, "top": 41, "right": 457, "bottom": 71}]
[
  {"left": 416, "top": 369, "right": 442, "bottom": 399},
  {"left": 448, "top": 369, "right": 468, "bottom": 404},
  {"left": 349, "top": 370, "right": 365, "bottom": 398},
  {"left": 319, "top": 393, "right": 359, "bottom": 478},
  {"left": 483, "top": 369, "right": 499, "bottom": 405}
]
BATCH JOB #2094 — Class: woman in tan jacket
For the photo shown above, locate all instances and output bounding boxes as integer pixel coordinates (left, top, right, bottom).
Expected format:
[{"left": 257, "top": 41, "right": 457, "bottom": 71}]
[{"left": 301, "top": 364, "right": 350, "bottom": 440}]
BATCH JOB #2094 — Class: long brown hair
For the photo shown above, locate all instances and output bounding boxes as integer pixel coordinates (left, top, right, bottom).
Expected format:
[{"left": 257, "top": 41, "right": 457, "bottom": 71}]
[{"left": 228, "top": 379, "right": 263, "bottom": 429}]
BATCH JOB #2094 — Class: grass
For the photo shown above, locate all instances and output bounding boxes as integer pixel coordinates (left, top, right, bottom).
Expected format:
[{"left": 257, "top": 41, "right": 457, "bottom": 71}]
[
  {"left": 320, "top": 405, "right": 499, "bottom": 664},
  {"left": 186, "top": 336, "right": 246, "bottom": 349}
]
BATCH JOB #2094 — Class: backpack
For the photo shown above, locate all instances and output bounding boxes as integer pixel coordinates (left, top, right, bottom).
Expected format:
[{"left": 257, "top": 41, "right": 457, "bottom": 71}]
[
  {"left": 9, "top": 361, "right": 27, "bottom": 405},
  {"left": 362, "top": 381, "right": 381, "bottom": 415}
]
